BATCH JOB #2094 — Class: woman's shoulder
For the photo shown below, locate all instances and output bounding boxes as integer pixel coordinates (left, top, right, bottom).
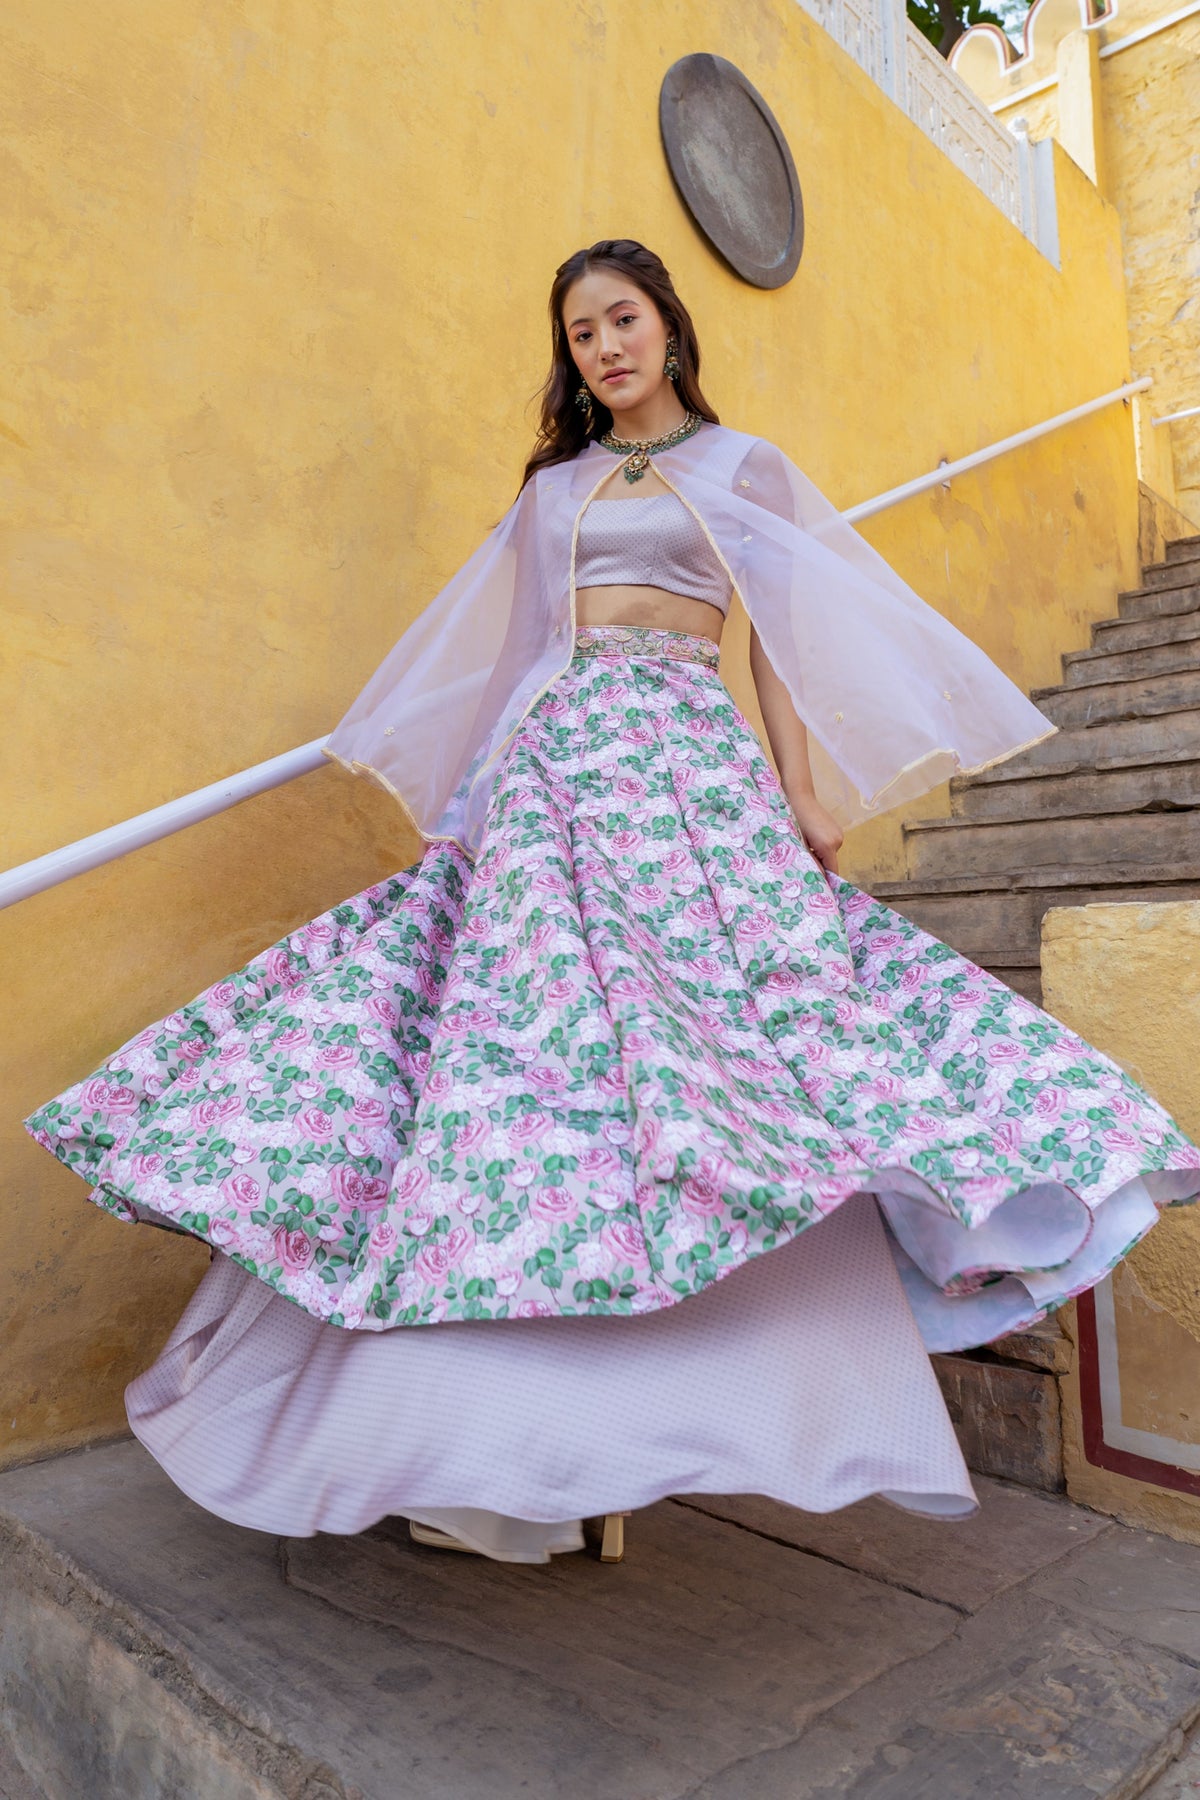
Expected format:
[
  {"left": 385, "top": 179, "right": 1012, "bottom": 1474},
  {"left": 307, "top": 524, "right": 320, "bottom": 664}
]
[{"left": 683, "top": 421, "right": 788, "bottom": 486}]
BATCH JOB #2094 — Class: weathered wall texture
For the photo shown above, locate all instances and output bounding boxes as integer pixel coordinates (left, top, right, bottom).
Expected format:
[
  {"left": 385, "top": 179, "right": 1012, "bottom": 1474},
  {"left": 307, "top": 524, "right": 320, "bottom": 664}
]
[
  {"left": 1043, "top": 901, "right": 1200, "bottom": 1541},
  {"left": 2, "top": 0, "right": 1136, "bottom": 1463},
  {"left": 954, "top": 0, "right": 1200, "bottom": 524}
]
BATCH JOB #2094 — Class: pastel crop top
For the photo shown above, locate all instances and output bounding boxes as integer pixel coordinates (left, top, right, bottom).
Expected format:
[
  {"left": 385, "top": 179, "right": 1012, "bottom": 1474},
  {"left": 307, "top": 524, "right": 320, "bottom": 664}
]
[{"left": 574, "top": 494, "right": 733, "bottom": 615}]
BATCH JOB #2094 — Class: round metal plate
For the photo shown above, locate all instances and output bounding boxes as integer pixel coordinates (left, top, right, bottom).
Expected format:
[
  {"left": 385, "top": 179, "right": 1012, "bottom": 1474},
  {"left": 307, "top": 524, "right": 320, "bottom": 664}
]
[{"left": 659, "top": 55, "right": 804, "bottom": 289}]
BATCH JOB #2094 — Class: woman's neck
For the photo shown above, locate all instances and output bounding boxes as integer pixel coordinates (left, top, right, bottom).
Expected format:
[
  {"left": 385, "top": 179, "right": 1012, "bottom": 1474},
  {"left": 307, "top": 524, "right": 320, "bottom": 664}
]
[{"left": 604, "top": 391, "right": 690, "bottom": 443}]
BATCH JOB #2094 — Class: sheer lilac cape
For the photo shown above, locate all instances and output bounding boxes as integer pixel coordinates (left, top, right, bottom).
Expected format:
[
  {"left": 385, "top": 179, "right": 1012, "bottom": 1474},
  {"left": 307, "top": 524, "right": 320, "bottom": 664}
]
[{"left": 325, "top": 422, "right": 1056, "bottom": 852}]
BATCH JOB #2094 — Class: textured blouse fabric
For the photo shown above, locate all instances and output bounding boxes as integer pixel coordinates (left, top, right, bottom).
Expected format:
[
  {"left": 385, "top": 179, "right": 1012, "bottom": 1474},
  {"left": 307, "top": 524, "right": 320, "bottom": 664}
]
[
  {"left": 325, "top": 424, "right": 1059, "bottom": 854},
  {"left": 574, "top": 494, "right": 732, "bottom": 614}
]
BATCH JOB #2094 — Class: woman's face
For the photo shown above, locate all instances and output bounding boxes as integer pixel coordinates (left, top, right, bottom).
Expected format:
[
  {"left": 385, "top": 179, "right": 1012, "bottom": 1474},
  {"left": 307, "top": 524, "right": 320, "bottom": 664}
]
[{"left": 562, "top": 269, "right": 671, "bottom": 418}]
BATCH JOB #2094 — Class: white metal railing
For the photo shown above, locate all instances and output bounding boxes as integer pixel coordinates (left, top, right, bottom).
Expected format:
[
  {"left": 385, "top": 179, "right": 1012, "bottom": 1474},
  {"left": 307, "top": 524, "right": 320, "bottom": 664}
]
[
  {"left": 0, "top": 374, "right": 1152, "bottom": 913},
  {"left": 1152, "top": 402, "right": 1200, "bottom": 428},
  {"left": 796, "top": 0, "right": 1059, "bottom": 260}
]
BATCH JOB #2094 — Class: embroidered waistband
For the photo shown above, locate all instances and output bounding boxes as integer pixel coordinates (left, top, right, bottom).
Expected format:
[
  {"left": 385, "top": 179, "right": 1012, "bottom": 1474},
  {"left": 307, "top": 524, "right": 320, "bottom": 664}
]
[{"left": 572, "top": 626, "right": 721, "bottom": 669}]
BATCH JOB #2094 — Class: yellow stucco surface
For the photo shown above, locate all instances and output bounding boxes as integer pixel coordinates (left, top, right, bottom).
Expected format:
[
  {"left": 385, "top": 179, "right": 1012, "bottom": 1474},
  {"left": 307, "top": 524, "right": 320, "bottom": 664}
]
[
  {"left": 953, "top": 0, "right": 1200, "bottom": 523},
  {"left": 1042, "top": 902, "right": 1200, "bottom": 1540},
  {"left": 2, "top": 0, "right": 1140, "bottom": 1463}
]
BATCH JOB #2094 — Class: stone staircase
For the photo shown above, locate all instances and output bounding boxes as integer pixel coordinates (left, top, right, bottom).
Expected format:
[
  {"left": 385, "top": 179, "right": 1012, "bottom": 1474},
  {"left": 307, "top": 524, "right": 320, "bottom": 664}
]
[{"left": 873, "top": 533, "right": 1200, "bottom": 1004}]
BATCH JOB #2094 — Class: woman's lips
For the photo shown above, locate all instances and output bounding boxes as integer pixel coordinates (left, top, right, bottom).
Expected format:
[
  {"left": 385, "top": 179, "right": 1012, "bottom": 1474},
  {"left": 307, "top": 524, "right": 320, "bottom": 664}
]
[{"left": 603, "top": 370, "right": 632, "bottom": 383}]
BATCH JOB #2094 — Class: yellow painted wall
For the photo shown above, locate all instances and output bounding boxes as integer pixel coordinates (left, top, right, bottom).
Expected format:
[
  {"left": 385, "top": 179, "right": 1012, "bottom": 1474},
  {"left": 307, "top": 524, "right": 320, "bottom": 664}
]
[
  {"left": 1042, "top": 902, "right": 1200, "bottom": 1542},
  {"left": 953, "top": 0, "right": 1200, "bottom": 523},
  {"left": 2, "top": 0, "right": 1138, "bottom": 1465}
]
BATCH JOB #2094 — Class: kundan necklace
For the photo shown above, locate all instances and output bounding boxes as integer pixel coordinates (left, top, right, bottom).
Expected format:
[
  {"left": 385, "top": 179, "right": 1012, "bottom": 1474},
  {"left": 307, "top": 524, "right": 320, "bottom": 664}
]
[{"left": 599, "top": 411, "right": 703, "bottom": 482}]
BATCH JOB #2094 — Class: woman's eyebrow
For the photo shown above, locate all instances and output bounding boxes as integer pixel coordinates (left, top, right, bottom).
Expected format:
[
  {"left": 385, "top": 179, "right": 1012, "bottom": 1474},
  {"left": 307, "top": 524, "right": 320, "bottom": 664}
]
[{"left": 567, "top": 298, "right": 642, "bottom": 329}]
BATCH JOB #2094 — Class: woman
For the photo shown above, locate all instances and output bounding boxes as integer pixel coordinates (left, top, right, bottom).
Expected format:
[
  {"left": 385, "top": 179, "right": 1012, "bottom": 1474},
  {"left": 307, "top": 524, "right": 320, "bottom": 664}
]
[{"left": 27, "top": 239, "right": 1200, "bottom": 1564}]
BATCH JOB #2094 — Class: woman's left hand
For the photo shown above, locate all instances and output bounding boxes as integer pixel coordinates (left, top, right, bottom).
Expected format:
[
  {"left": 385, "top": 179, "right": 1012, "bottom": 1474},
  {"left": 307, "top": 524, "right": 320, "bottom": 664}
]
[{"left": 787, "top": 791, "right": 844, "bottom": 880}]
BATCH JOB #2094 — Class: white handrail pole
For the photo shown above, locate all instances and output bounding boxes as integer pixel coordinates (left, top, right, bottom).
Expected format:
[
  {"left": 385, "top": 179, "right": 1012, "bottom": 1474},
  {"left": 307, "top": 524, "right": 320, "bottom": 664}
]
[
  {"left": 0, "top": 738, "right": 329, "bottom": 911},
  {"left": 0, "top": 373, "right": 1156, "bottom": 912},
  {"left": 843, "top": 375, "right": 1151, "bottom": 523},
  {"left": 1151, "top": 402, "right": 1200, "bottom": 427}
]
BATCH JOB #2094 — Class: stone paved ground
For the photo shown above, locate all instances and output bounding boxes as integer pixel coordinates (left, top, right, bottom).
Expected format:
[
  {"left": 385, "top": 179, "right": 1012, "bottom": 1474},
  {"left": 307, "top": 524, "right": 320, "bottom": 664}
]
[
  {"left": 1145, "top": 1731, "right": 1200, "bottom": 1799},
  {"left": 2, "top": 1441, "right": 1200, "bottom": 1798}
]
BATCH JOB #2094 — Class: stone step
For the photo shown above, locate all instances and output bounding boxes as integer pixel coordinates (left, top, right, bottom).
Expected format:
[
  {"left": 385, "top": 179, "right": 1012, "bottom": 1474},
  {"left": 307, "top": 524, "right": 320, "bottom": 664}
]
[
  {"left": 951, "top": 759, "right": 1200, "bottom": 821},
  {"left": 876, "top": 859, "right": 1200, "bottom": 895},
  {"left": 1030, "top": 668, "right": 1200, "bottom": 729},
  {"left": 958, "top": 708, "right": 1200, "bottom": 786},
  {"left": 1091, "top": 606, "right": 1200, "bottom": 654},
  {"left": 1165, "top": 535, "right": 1200, "bottom": 563},
  {"left": 1062, "top": 636, "right": 1200, "bottom": 688},
  {"left": 1142, "top": 553, "right": 1200, "bottom": 590},
  {"left": 904, "top": 809, "right": 1200, "bottom": 880},
  {"left": 6, "top": 1440, "right": 1200, "bottom": 1800},
  {"left": 872, "top": 877, "right": 1200, "bottom": 966},
  {"left": 1119, "top": 581, "right": 1200, "bottom": 620}
]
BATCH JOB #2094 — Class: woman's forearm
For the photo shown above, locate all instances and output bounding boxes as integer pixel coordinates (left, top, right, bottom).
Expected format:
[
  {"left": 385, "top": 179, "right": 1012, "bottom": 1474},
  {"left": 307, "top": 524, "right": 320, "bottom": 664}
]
[
  {"left": 748, "top": 625, "right": 844, "bottom": 874},
  {"left": 749, "top": 626, "right": 815, "bottom": 796}
]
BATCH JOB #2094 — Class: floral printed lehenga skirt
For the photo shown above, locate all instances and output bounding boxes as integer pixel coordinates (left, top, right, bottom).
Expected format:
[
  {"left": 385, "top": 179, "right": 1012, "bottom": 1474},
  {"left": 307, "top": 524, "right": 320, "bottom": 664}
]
[{"left": 27, "top": 627, "right": 1200, "bottom": 1558}]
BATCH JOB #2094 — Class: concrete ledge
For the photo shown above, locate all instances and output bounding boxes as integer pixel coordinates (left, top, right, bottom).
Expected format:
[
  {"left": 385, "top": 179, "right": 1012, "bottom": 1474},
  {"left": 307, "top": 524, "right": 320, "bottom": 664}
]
[{"left": 5, "top": 1443, "right": 1200, "bottom": 1798}]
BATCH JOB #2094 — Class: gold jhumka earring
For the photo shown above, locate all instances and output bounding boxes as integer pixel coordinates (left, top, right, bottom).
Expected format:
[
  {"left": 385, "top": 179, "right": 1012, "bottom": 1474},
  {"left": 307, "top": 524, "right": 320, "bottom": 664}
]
[
  {"left": 663, "top": 333, "right": 680, "bottom": 381},
  {"left": 575, "top": 379, "right": 596, "bottom": 433}
]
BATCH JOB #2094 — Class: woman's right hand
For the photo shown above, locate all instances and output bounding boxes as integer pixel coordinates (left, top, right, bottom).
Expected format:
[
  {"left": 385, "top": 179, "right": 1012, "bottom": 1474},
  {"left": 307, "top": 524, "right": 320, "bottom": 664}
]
[{"left": 787, "top": 791, "right": 843, "bottom": 881}]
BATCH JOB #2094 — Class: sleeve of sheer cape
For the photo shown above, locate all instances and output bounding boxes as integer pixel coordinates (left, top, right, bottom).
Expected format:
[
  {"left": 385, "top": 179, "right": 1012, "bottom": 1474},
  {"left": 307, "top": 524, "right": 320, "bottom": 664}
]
[
  {"left": 324, "top": 482, "right": 536, "bottom": 850},
  {"left": 729, "top": 437, "right": 1057, "bottom": 827}
]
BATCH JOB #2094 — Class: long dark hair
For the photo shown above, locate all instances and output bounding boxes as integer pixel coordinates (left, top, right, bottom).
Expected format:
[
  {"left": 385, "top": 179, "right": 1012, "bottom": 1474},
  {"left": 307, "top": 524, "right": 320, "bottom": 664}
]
[{"left": 517, "top": 238, "right": 720, "bottom": 494}]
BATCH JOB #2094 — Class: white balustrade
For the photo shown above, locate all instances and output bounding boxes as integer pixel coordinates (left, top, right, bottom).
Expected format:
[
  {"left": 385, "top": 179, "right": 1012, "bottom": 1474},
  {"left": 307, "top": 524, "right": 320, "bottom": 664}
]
[{"left": 794, "top": 0, "right": 1059, "bottom": 261}]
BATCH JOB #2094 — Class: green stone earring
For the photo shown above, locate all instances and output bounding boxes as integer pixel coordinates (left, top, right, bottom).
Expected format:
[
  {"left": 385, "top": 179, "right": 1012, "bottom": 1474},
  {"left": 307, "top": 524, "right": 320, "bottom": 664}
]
[
  {"left": 575, "top": 379, "right": 595, "bottom": 432},
  {"left": 664, "top": 334, "right": 680, "bottom": 381}
]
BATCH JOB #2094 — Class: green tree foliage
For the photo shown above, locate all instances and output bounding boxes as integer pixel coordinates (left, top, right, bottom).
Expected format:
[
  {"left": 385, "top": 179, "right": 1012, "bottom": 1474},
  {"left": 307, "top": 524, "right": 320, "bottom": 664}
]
[{"left": 906, "top": 0, "right": 1008, "bottom": 57}]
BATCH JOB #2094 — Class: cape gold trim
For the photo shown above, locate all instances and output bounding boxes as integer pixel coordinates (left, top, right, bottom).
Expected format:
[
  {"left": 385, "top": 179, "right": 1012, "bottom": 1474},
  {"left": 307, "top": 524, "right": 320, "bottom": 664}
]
[{"left": 320, "top": 745, "right": 477, "bottom": 860}]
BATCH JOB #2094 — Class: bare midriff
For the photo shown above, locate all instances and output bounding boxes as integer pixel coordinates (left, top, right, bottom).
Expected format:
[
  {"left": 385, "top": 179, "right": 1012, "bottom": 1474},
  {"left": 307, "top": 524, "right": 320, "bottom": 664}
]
[{"left": 573, "top": 584, "right": 725, "bottom": 643}]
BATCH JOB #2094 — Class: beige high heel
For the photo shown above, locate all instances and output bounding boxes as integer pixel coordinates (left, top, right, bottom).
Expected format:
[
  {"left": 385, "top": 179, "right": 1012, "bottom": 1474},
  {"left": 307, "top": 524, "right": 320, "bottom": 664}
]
[{"left": 584, "top": 1512, "right": 631, "bottom": 1563}]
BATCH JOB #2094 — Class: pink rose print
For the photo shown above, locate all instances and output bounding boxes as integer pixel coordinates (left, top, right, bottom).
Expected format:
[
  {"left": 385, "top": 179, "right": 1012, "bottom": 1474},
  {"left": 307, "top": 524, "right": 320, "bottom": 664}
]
[
  {"left": 680, "top": 1174, "right": 724, "bottom": 1216},
  {"left": 298, "top": 1108, "right": 335, "bottom": 1142},
  {"left": 264, "top": 948, "right": 299, "bottom": 988},
  {"left": 190, "top": 1095, "right": 244, "bottom": 1131},
  {"left": 529, "top": 1065, "right": 567, "bottom": 1092},
  {"left": 577, "top": 1145, "right": 619, "bottom": 1177},
  {"left": 274, "top": 1226, "right": 314, "bottom": 1274},
  {"left": 530, "top": 1187, "right": 574, "bottom": 1222},
  {"left": 455, "top": 1118, "right": 488, "bottom": 1153},
  {"left": 221, "top": 1173, "right": 261, "bottom": 1214},
  {"left": 393, "top": 1166, "right": 430, "bottom": 1205},
  {"left": 368, "top": 1220, "right": 399, "bottom": 1258},
  {"left": 351, "top": 1098, "right": 388, "bottom": 1127},
  {"left": 330, "top": 1165, "right": 390, "bottom": 1213},
  {"left": 416, "top": 1243, "right": 451, "bottom": 1282},
  {"left": 602, "top": 1218, "right": 646, "bottom": 1262},
  {"left": 1102, "top": 1128, "right": 1140, "bottom": 1152}
]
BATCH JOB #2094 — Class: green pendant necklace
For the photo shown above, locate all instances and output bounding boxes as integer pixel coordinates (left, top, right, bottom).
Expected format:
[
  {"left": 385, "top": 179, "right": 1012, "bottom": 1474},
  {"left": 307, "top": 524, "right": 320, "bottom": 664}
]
[{"left": 599, "top": 411, "right": 703, "bottom": 482}]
